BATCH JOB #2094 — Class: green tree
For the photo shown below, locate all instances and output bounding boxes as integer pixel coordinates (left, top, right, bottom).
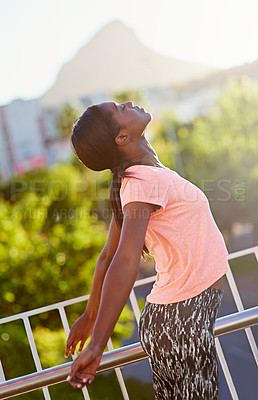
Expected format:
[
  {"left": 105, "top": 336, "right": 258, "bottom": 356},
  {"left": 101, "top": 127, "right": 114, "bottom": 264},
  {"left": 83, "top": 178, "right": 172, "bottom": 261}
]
[
  {"left": 148, "top": 78, "right": 258, "bottom": 246},
  {"left": 56, "top": 103, "right": 82, "bottom": 138},
  {"left": 0, "top": 163, "right": 135, "bottom": 397},
  {"left": 150, "top": 111, "right": 184, "bottom": 173},
  {"left": 177, "top": 77, "right": 258, "bottom": 243}
]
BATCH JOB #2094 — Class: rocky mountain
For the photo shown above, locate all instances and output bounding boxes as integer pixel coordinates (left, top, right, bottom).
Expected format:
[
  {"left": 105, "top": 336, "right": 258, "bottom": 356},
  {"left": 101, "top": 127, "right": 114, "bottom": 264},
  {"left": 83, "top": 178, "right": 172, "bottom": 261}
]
[{"left": 41, "top": 20, "right": 218, "bottom": 107}]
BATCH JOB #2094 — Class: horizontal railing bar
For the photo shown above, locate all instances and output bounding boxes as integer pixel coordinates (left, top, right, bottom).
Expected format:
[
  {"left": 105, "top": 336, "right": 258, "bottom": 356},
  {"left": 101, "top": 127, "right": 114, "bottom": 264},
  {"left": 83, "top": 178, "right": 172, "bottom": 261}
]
[
  {"left": 0, "top": 343, "right": 146, "bottom": 400},
  {"left": 0, "top": 275, "right": 158, "bottom": 325},
  {"left": 0, "top": 295, "right": 89, "bottom": 325},
  {"left": 215, "top": 306, "right": 258, "bottom": 336},
  {"left": 1, "top": 245, "right": 257, "bottom": 326},
  {"left": 1, "top": 306, "right": 257, "bottom": 399},
  {"left": 227, "top": 245, "right": 258, "bottom": 259},
  {"left": 133, "top": 275, "right": 156, "bottom": 287}
]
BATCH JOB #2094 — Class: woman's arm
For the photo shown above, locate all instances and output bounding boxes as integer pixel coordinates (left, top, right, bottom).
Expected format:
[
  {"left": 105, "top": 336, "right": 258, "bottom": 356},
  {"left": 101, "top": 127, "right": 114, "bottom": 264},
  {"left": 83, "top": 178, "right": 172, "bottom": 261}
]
[
  {"left": 65, "top": 214, "right": 121, "bottom": 357},
  {"left": 85, "top": 214, "right": 121, "bottom": 319},
  {"left": 67, "top": 201, "right": 153, "bottom": 387}
]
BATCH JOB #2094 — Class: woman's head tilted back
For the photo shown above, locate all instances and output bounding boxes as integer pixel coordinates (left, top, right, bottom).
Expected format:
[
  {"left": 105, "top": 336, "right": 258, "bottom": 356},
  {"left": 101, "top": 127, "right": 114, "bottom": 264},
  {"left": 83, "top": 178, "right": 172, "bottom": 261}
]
[
  {"left": 71, "top": 103, "right": 121, "bottom": 172},
  {"left": 71, "top": 101, "right": 152, "bottom": 256},
  {"left": 71, "top": 101, "right": 152, "bottom": 172}
]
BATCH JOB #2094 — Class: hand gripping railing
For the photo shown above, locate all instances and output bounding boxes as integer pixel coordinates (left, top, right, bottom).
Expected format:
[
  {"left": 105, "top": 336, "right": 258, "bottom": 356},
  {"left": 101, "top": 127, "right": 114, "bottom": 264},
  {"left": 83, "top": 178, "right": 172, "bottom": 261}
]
[{"left": 0, "top": 306, "right": 258, "bottom": 399}]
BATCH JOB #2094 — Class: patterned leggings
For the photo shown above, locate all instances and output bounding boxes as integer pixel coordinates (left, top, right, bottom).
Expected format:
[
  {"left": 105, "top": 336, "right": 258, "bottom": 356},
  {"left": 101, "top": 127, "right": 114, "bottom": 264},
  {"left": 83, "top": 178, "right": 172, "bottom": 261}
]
[{"left": 139, "top": 288, "right": 223, "bottom": 400}]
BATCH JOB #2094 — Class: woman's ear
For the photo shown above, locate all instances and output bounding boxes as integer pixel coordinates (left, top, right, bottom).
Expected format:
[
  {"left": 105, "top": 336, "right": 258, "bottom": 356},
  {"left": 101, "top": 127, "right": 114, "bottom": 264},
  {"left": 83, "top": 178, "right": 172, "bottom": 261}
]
[{"left": 115, "top": 129, "right": 131, "bottom": 146}]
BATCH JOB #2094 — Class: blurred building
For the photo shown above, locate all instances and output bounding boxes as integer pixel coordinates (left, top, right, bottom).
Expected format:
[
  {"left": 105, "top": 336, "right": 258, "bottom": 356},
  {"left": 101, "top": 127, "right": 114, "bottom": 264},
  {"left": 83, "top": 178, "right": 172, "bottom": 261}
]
[
  {"left": 0, "top": 99, "right": 71, "bottom": 181},
  {"left": 0, "top": 87, "right": 224, "bottom": 181}
]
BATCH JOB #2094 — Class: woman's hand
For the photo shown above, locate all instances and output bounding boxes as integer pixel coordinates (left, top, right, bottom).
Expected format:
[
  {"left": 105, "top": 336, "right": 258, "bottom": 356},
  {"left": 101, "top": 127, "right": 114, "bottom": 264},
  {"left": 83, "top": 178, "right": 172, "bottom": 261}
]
[
  {"left": 66, "top": 202, "right": 152, "bottom": 389},
  {"left": 64, "top": 216, "right": 121, "bottom": 359},
  {"left": 67, "top": 343, "right": 102, "bottom": 388},
  {"left": 64, "top": 312, "right": 95, "bottom": 358}
]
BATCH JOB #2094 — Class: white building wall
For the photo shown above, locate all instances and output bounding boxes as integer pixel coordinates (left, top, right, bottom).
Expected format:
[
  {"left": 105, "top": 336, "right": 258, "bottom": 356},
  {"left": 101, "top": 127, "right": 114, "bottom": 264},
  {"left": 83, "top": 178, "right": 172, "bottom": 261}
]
[
  {"left": 0, "top": 120, "right": 11, "bottom": 181},
  {"left": 0, "top": 99, "right": 71, "bottom": 180},
  {"left": 4, "top": 99, "right": 45, "bottom": 168},
  {"left": 0, "top": 85, "right": 220, "bottom": 181}
]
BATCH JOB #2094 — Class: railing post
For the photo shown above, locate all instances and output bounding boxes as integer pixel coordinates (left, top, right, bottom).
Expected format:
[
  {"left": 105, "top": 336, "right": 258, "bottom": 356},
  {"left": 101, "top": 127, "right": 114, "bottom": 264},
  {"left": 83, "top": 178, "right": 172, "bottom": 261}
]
[
  {"left": 0, "top": 361, "right": 5, "bottom": 383},
  {"left": 57, "top": 307, "right": 91, "bottom": 400},
  {"left": 22, "top": 317, "right": 51, "bottom": 400},
  {"left": 0, "top": 306, "right": 257, "bottom": 399},
  {"left": 0, "top": 246, "right": 257, "bottom": 400},
  {"left": 215, "top": 338, "right": 239, "bottom": 400},
  {"left": 226, "top": 265, "right": 258, "bottom": 365}
]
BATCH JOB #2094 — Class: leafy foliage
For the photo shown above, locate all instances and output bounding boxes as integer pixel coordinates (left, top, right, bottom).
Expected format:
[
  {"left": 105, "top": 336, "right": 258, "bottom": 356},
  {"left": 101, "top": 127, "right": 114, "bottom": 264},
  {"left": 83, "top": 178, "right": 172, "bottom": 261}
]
[
  {"left": 0, "top": 168, "right": 108, "bottom": 317},
  {"left": 56, "top": 103, "right": 82, "bottom": 138},
  {"left": 0, "top": 162, "right": 135, "bottom": 391},
  {"left": 1, "top": 80, "right": 258, "bottom": 398},
  {"left": 151, "top": 78, "right": 258, "bottom": 243},
  {"left": 180, "top": 78, "right": 258, "bottom": 239}
]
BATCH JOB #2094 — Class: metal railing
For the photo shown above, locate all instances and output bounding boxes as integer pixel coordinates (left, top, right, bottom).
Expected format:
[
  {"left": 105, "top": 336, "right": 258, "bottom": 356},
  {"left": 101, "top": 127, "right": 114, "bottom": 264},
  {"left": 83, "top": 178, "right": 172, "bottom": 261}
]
[
  {"left": 0, "top": 306, "right": 257, "bottom": 399},
  {"left": 0, "top": 245, "right": 258, "bottom": 400}
]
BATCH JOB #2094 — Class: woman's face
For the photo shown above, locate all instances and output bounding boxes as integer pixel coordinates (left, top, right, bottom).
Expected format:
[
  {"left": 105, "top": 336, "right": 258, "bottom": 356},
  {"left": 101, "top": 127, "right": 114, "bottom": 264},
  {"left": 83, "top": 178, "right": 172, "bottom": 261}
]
[{"left": 99, "top": 101, "right": 152, "bottom": 139}]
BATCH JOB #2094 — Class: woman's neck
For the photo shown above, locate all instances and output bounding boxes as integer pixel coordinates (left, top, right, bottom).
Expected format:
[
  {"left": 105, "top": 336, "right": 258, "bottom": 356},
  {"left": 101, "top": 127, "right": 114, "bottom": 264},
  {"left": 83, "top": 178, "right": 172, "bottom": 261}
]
[
  {"left": 127, "top": 154, "right": 165, "bottom": 168},
  {"left": 121, "top": 137, "right": 166, "bottom": 168}
]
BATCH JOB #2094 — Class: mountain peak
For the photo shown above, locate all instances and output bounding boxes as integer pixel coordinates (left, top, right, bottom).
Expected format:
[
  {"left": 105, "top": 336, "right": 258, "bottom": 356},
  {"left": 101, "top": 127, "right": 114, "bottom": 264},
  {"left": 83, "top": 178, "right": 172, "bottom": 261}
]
[{"left": 41, "top": 20, "right": 217, "bottom": 107}]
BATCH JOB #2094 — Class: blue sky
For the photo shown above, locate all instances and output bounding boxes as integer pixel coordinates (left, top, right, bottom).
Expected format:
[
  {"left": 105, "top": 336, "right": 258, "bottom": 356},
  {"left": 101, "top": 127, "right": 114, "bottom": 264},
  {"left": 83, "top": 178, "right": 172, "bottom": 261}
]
[{"left": 1, "top": 0, "right": 258, "bottom": 105}]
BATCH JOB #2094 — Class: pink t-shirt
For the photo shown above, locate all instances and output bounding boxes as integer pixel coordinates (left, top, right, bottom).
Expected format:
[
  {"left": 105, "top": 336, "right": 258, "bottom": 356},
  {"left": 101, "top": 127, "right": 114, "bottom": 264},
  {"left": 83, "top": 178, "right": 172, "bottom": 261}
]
[{"left": 120, "top": 165, "right": 228, "bottom": 304}]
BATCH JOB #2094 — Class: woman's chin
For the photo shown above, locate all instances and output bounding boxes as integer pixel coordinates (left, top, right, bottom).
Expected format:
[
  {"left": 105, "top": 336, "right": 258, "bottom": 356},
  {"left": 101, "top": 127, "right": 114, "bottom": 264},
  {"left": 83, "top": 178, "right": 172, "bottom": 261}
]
[{"left": 147, "top": 112, "right": 153, "bottom": 121}]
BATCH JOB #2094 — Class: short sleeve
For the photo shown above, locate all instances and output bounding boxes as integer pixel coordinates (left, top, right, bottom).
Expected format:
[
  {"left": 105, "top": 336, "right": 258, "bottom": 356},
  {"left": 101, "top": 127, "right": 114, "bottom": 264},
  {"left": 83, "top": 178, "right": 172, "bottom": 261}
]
[{"left": 120, "top": 168, "right": 168, "bottom": 213}]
